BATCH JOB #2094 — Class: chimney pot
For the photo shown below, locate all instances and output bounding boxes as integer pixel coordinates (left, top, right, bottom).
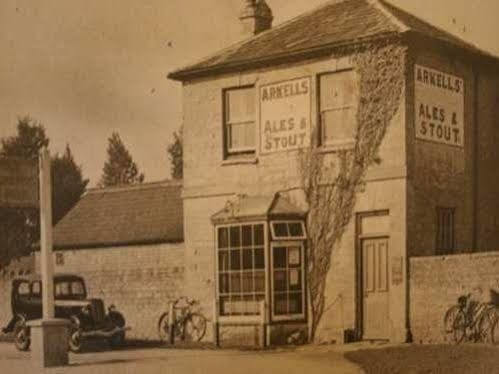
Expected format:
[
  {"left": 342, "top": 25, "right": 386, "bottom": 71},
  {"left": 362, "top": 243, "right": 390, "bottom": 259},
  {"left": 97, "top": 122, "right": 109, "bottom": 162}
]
[{"left": 239, "top": 0, "right": 273, "bottom": 37}]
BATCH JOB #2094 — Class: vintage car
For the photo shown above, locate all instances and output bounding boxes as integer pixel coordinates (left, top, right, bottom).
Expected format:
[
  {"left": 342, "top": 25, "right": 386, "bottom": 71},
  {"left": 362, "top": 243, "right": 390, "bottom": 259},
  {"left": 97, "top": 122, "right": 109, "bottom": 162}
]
[{"left": 2, "top": 273, "right": 128, "bottom": 352}]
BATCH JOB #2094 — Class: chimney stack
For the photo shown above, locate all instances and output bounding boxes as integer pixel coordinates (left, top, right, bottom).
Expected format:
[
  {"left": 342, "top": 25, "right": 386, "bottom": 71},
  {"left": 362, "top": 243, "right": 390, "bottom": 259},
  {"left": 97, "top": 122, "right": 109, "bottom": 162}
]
[{"left": 239, "top": 0, "right": 273, "bottom": 37}]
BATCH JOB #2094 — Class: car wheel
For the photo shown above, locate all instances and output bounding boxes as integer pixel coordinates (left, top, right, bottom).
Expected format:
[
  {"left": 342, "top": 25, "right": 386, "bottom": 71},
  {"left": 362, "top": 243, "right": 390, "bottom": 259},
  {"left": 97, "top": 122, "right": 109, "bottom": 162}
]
[
  {"left": 69, "top": 326, "right": 83, "bottom": 353},
  {"left": 13, "top": 320, "right": 30, "bottom": 351}
]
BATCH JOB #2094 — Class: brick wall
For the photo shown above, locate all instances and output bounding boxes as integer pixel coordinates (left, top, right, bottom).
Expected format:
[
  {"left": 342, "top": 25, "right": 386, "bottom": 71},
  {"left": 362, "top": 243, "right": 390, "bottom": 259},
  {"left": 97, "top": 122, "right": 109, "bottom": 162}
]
[
  {"left": 409, "top": 251, "right": 499, "bottom": 344},
  {"left": 0, "top": 256, "right": 35, "bottom": 332},
  {"left": 35, "top": 243, "right": 185, "bottom": 341}
]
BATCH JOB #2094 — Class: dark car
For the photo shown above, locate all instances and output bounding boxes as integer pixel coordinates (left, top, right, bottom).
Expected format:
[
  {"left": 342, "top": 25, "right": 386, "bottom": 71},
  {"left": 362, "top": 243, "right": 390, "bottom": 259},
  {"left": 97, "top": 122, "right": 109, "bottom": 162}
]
[{"left": 2, "top": 273, "right": 128, "bottom": 352}]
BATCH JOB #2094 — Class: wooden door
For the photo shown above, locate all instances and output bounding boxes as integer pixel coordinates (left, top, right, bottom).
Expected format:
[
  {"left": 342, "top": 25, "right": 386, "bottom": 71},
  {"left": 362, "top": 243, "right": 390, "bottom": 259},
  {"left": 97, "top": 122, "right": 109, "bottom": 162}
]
[{"left": 362, "top": 237, "right": 389, "bottom": 340}]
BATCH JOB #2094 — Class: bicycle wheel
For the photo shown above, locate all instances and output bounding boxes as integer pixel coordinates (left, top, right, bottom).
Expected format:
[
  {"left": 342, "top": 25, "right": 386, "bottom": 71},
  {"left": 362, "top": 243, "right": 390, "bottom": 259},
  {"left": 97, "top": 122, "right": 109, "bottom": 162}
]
[
  {"left": 183, "top": 313, "right": 207, "bottom": 342},
  {"left": 443, "top": 305, "right": 461, "bottom": 341},
  {"left": 157, "top": 312, "right": 170, "bottom": 342},
  {"left": 477, "top": 307, "right": 495, "bottom": 343},
  {"left": 452, "top": 309, "right": 467, "bottom": 344}
]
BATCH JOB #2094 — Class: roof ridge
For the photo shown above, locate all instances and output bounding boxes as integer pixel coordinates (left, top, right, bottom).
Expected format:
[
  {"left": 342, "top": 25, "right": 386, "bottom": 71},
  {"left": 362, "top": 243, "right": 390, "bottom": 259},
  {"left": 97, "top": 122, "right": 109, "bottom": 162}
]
[
  {"left": 369, "top": 0, "right": 409, "bottom": 32},
  {"left": 86, "top": 180, "right": 182, "bottom": 195},
  {"left": 377, "top": 0, "right": 498, "bottom": 59},
  {"left": 170, "top": 0, "right": 362, "bottom": 77}
]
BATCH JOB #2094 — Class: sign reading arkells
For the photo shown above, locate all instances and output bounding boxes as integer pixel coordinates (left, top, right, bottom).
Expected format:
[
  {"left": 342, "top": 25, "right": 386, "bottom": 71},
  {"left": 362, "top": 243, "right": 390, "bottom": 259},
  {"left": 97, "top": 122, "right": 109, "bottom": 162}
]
[
  {"left": 415, "top": 65, "right": 464, "bottom": 147},
  {"left": 0, "top": 158, "right": 38, "bottom": 208},
  {"left": 260, "top": 77, "right": 311, "bottom": 154}
]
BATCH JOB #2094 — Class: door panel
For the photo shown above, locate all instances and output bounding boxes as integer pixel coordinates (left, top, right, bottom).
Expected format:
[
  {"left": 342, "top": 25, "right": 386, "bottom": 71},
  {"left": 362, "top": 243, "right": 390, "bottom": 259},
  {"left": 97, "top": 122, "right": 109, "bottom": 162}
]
[{"left": 362, "top": 238, "right": 389, "bottom": 340}]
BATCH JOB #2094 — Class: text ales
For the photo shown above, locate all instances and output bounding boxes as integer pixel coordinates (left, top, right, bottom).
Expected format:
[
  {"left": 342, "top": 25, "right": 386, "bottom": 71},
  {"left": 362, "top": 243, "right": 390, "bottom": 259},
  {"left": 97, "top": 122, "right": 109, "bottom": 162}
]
[
  {"left": 260, "top": 77, "right": 311, "bottom": 154},
  {"left": 414, "top": 65, "right": 464, "bottom": 147}
]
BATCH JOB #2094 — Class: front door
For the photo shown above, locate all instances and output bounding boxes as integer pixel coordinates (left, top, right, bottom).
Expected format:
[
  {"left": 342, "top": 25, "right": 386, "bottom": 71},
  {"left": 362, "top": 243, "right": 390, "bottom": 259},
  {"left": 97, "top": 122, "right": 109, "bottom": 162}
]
[{"left": 362, "top": 237, "right": 389, "bottom": 340}]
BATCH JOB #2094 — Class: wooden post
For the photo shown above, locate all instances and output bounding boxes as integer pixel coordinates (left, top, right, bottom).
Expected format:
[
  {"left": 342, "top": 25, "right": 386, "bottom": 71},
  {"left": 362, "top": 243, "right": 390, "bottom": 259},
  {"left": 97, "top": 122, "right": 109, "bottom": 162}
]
[
  {"left": 259, "top": 300, "right": 267, "bottom": 348},
  {"left": 213, "top": 299, "right": 219, "bottom": 347},
  {"left": 39, "top": 149, "right": 54, "bottom": 319},
  {"left": 168, "top": 302, "right": 175, "bottom": 345}
]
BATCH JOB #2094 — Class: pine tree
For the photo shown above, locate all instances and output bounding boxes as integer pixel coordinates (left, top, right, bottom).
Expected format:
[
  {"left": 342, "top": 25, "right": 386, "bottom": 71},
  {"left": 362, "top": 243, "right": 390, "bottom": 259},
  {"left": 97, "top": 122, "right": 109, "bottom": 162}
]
[
  {"left": 167, "top": 126, "right": 183, "bottom": 180},
  {"left": 51, "top": 145, "right": 89, "bottom": 223},
  {"left": 99, "top": 132, "right": 144, "bottom": 187},
  {"left": 0, "top": 116, "right": 88, "bottom": 267}
]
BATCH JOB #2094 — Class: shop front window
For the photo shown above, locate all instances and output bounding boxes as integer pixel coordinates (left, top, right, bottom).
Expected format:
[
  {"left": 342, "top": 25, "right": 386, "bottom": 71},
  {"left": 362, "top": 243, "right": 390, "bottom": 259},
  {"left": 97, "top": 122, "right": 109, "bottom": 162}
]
[{"left": 217, "top": 223, "right": 265, "bottom": 316}]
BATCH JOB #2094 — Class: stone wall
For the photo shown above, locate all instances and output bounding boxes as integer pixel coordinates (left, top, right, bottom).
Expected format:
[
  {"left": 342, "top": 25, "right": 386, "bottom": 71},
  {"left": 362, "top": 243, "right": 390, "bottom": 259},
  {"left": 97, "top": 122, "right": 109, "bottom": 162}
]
[
  {"left": 409, "top": 251, "right": 499, "bottom": 344},
  {"left": 34, "top": 243, "right": 185, "bottom": 341}
]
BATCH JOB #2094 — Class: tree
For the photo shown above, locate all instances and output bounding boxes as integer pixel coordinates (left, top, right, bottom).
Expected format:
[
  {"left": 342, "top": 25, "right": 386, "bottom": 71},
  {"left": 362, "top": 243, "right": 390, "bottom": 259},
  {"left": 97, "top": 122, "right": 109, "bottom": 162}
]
[
  {"left": 52, "top": 145, "right": 89, "bottom": 224},
  {"left": 1, "top": 116, "right": 49, "bottom": 159},
  {"left": 167, "top": 126, "right": 183, "bottom": 180},
  {"left": 99, "top": 132, "right": 144, "bottom": 187},
  {"left": 0, "top": 116, "right": 88, "bottom": 267}
]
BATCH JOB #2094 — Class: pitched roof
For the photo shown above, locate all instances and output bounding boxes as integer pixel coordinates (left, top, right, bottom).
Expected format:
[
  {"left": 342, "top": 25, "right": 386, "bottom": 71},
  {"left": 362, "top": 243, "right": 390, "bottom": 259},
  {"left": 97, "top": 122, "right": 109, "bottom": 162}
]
[
  {"left": 169, "top": 0, "right": 497, "bottom": 81},
  {"left": 211, "top": 194, "right": 306, "bottom": 224},
  {"left": 53, "top": 181, "right": 183, "bottom": 249}
]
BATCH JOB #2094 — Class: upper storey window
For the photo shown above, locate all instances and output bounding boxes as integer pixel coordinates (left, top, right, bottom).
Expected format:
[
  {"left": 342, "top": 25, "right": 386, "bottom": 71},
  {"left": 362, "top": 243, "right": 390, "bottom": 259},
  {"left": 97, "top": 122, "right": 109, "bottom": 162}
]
[
  {"left": 319, "top": 70, "right": 358, "bottom": 147},
  {"left": 224, "top": 86, "right": 255, "bottom": 157}
]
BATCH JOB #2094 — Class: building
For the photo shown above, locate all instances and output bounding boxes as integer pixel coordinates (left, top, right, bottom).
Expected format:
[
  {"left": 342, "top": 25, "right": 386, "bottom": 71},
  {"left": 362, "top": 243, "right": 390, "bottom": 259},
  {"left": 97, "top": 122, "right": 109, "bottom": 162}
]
[
  {"left": 44, "top": 181, "right": 184, "bottom": 340},
  {"left": 168, "top": 0, "right": 499, "bottom": 345}
]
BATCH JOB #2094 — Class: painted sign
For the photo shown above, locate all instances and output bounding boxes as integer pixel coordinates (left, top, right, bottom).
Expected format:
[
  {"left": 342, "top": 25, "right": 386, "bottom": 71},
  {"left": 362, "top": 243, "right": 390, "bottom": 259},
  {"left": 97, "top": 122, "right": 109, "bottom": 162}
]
[
  {"left": 0, "top": 158, "right": 38, "bottom": 208},
  {"left": 260, "top": 77, "right": 311, "bottom": 154},
  {"left": 414, "top": 65, "right": 464, "bottom": 147}
]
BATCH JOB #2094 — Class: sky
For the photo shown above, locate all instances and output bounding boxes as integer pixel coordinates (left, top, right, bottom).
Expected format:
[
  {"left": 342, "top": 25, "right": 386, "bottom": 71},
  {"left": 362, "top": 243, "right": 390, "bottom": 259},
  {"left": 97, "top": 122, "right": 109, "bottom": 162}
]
[{"left": 1, "top": 0, "right": 498, "bottom": 186}]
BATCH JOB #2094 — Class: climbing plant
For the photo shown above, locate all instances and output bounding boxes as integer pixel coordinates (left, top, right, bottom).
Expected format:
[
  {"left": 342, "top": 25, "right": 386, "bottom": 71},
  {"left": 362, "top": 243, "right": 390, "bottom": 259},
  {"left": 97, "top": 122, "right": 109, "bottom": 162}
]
[{"left": 298, "top": 40, "right": 407, "bottom": 341}]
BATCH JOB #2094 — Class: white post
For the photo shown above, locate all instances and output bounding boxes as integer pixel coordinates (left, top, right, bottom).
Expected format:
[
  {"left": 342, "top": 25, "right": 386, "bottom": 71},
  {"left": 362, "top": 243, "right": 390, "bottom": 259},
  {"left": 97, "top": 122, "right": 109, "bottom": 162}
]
[{"left": 39, "top": 148, "right": 55, "bottom": 319}]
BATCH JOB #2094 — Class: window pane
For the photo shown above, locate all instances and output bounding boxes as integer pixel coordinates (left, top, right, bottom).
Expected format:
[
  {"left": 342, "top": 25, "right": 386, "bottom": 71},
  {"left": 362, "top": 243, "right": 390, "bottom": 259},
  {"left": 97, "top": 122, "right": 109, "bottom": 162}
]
[
  {"left": 18, "top": 282, "right": 30, "bottom": 295},
  {"left": 273, "top": 223, "right": 288, "bottom": 238},
  {"left": 289, "top": 269, "right": 301, "bottom": 290},
  {"left": 244, "top": 122, "right": 255, "bottom": 148},
  {"left": 289, "top": 222, "right": 304, "bottom": 237},
  {"left": 289, "top": 293, "right": 303, "bottom": 314},
  {"left": 273, "top": 247, "right": 287, "bottom": 268},
  {"left": 274, "top": 293, "right": 288, "bottom": 315},
  {"left": 229, "top": 273, "right": 241, "bottom": 293},
  {"left": 242, "top": 272, "right": 253, "bottom": 293},
  {"left": 218, "top": 227, "right": 228, "bottom": 249},
  {"left": 321, "top": 109, "right": 355, "bottom": 144},
  {"left": 219, "top": 274, "right": 229, "bottom": 294},
  {"left": 320, "top": 71, "right": 356, "bottom": 110},
  {"left": 242, "top": 249, "right": 253, "bottom": 270},
  {"left": 274, "top": 270, "right": 287, "bottom": 291},
  {"left": 254, "top": 225, "right": 264, "bottom": 246},
  {"left": 230, "top": 249, "right": 241, "bottom": 270},
  {"left": 288, "top": 247, "right": 301, "bottom": 266},
  {"left": 254, "top": 247, "right": 264, "bottom": 269},
  {"left": 226, "top": 88, "right": 255, "bottom": 122},
  {"left": 242, "top": 225, "right": 252, "bottom": 247},
  {"left": 31, "top": 281, "right": 41, "bottom": 296},
  {"left": 219, "top": 251, "right": 229, "bottom": 271},
  {"left": 230, "top": 226, "right": 241, "bottom": 248},
  {"left": 71, "top": 281, "right": 85, "bottom": 296},
  {"left": 254, "top": 271, "right": 265, "bottom": 292}
]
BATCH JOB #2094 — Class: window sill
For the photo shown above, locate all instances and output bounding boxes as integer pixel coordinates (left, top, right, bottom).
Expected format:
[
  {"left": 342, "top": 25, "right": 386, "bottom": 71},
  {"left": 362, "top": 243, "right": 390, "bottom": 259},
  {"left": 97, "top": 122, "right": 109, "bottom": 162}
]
[
  {"left": 318, "top": 140, "right": 355, "bottom": 153},
  {"left": 221, "top": 157, "right": 258, "bottom": 166}
]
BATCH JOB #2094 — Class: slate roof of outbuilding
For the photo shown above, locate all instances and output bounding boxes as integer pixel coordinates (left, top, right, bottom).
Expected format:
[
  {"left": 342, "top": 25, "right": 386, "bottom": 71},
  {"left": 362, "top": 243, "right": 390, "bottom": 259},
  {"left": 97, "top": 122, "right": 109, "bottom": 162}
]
[
  {"left": 53, "top": 181, "right": 183, "bottom": 250},
  {"left": 169, "top": 0, "right": 497, "bottom": 81}
]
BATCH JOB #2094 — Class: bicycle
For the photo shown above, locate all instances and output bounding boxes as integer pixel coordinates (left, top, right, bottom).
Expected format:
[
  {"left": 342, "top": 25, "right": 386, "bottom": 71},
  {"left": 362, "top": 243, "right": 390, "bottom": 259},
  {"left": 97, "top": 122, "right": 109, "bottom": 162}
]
[
  {"left": 443, "top": 293, "right": 499, "bottom": 344},
  {"left": 157, "top": 297, "right": 207, "bottom": 343}
]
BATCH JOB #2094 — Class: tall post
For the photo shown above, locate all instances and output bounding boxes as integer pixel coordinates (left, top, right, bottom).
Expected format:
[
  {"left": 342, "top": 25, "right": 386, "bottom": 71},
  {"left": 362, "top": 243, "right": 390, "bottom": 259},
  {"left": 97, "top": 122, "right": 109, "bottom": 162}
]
[
  {"left": 29, "top": 148, "right": 69, "bottom": 368},
  {"left": 39, "top": 148, "right": 55, "bottom": 319}
]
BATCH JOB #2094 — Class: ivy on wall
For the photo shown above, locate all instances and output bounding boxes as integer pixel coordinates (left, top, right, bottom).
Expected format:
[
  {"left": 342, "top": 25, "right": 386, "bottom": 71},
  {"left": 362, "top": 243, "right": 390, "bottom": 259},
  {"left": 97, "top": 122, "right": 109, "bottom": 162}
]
[{"left": 299, "top": 40, "right": 407, "bottom": 341}]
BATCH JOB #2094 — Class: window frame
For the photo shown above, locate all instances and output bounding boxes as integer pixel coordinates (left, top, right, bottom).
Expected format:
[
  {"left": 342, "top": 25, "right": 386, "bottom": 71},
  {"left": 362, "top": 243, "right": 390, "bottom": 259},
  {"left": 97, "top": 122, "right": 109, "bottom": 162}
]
[
  {"left": 215, "top": 221, "right": 268, "bottom": 323},
  {"left": 436, "top": 207, "right": 455, "bottom": 254},
  {"left": 270, "top": 241, "right": 306, "bottom": 322},
  {"left": 270, "top": 220, "right": 307, "bottom": 241},
  {"left": 222, "top": 85, "right": 256, "bottom": 158},
  {"left": 317, "top": 69, "right": 358, "bottom": 149}
]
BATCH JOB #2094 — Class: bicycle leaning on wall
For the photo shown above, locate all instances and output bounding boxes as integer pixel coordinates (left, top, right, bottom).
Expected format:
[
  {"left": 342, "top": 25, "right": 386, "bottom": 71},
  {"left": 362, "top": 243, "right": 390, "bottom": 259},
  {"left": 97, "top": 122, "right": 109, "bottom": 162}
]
[
  {"left": 157, "top": 296, "right": 207, "bottom": 343},
  {"left": 443, "top": 293, "right": 499, "bottom": 344}
]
